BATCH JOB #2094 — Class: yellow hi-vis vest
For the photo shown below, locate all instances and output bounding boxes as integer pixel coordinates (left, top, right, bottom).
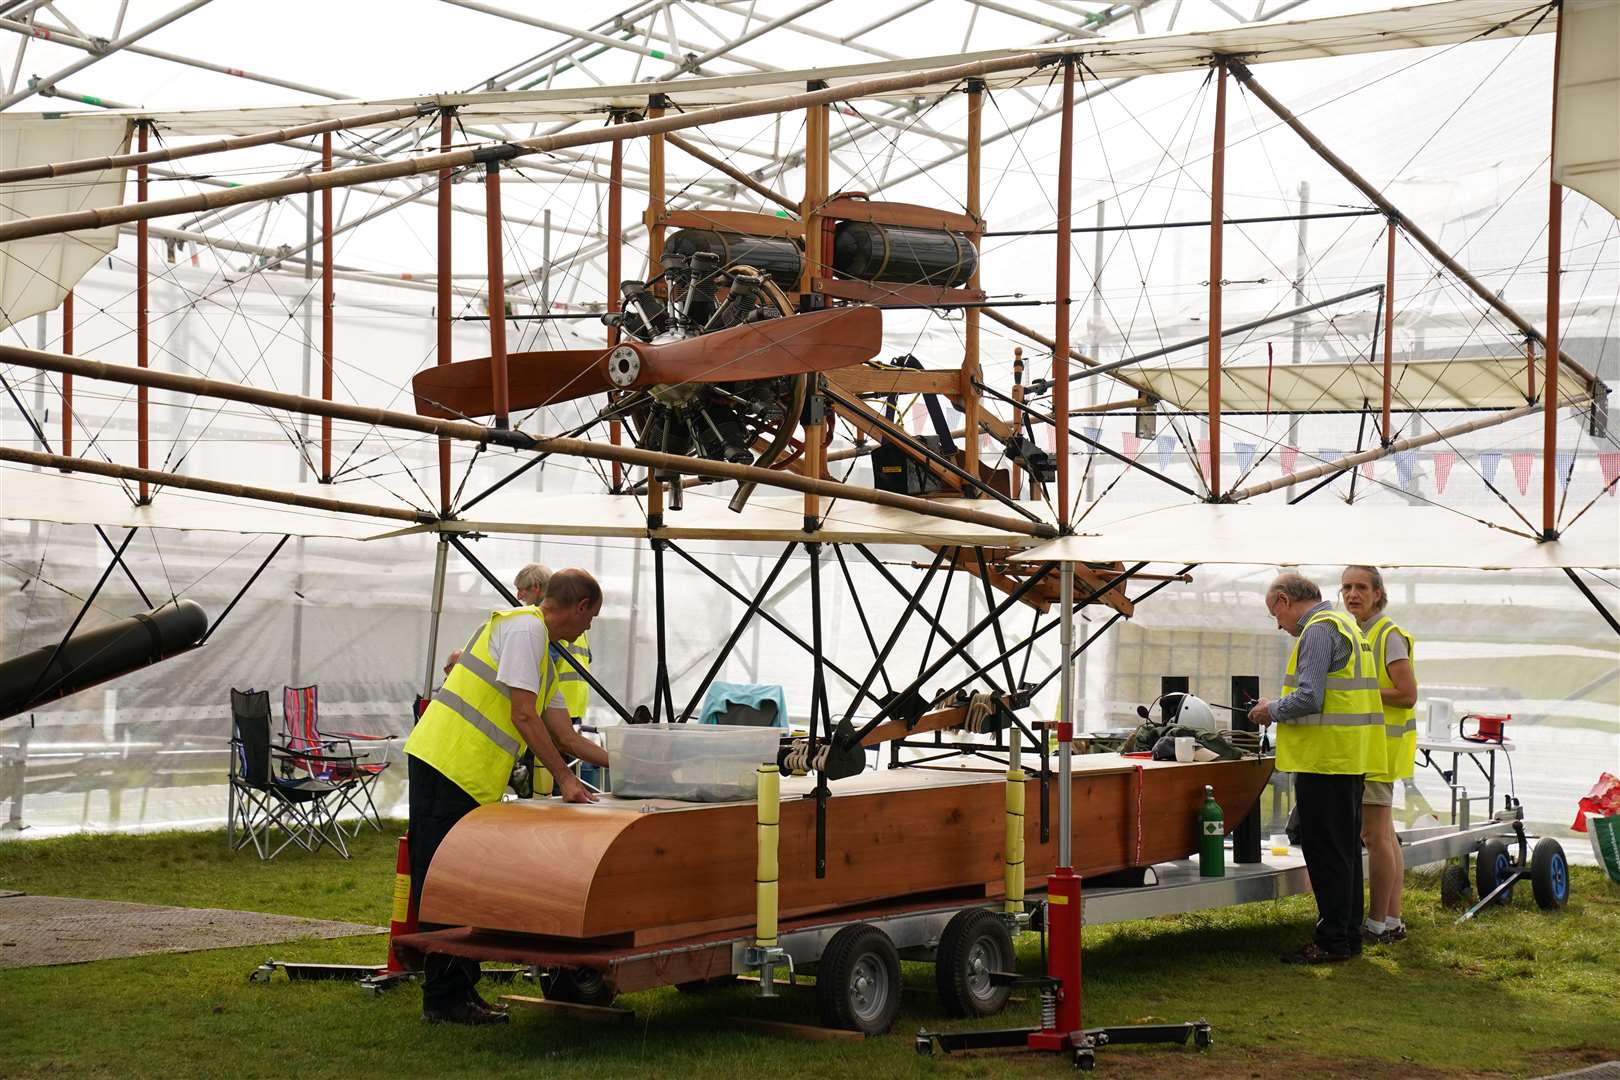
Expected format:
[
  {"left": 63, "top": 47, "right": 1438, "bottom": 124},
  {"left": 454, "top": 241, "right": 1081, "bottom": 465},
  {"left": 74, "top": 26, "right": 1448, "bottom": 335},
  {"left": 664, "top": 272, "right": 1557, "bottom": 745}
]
[
  {"left": 1363, "top": 614, "right": 1417, "bottom": 782},
  {"left": 1278, "top": 608, "right": 1386, "bottom": 776},
  {"left": 405, "top": 606, "right": 560, "bottom": 805},
  {"left": 556, "top": 631, "right": 591, "bottom": 720}
]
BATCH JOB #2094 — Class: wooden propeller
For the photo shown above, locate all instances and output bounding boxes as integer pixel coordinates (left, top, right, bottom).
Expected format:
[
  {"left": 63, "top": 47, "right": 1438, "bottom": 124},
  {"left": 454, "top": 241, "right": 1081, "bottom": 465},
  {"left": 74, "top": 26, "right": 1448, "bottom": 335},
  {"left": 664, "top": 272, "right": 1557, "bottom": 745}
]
[{"left": 412, "top": 305, "right": 882, "bottom": 420}]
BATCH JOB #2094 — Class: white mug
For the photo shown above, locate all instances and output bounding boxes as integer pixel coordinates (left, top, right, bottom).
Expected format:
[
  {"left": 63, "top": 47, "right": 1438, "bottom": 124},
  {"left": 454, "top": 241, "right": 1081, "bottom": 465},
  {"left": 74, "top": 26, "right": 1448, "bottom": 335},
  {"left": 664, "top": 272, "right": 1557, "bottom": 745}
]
[{"left": 1174, "top": 736, "right": 1196, "bottom": 762}]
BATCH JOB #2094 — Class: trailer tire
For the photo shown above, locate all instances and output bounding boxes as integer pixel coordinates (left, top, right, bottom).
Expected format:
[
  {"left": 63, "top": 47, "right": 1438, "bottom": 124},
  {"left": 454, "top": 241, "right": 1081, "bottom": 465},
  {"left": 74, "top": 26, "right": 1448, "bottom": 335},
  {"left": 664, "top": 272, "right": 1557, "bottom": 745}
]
[
  {"left": 541, "top": 966, "right": 617, "bottom": 1007},
  {"left": 816, "top": 923, "right": 901, "bottom": 1035},
  {"left": 1530, "top": 838, "right": 1569, "bottom": 911},
  {"left": 934, "top": 909, "right": 1015, "bottom": 1019},
  {"left": 1475, "top": 838, "right": 1514, "bottom": 906},
  {"left": 1439, "top": 863, "right": 1472, "bottom": 908}
]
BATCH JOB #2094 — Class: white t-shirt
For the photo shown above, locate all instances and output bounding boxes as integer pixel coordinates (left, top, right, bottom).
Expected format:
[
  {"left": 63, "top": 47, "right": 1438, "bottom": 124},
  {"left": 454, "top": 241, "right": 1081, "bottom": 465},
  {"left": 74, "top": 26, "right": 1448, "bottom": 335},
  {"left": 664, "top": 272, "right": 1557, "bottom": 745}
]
[{"left": 489, "top": 612, "right": 567, "bottom": 711}]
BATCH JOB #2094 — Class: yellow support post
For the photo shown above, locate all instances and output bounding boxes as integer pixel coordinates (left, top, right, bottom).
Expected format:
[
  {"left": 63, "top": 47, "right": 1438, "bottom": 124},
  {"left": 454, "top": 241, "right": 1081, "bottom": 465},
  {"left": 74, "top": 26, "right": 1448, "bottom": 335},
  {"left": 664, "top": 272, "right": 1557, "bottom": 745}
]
[
  {"left": 756, "top": 763, "right": 780, "bottom": 949},
  {"left": 1004, "top": 727, "right": 1025, "bottom": 915}
]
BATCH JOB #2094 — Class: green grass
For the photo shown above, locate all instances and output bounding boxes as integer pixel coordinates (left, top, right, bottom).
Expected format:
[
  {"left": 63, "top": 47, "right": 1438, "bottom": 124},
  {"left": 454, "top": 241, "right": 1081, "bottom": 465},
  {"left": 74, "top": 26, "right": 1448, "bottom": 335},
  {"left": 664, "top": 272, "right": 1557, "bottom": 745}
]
[{"left": 2, "top": 826, "right": 1618, "bottom": 1079}]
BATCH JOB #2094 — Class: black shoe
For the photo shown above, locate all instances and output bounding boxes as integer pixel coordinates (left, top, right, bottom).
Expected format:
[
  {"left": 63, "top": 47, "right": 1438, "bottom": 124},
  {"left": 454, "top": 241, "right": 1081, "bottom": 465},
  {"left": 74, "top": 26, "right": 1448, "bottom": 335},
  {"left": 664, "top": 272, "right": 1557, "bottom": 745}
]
[
  {"left": 471, "top": 989, "right": 509, "bottom": 1013},
  {"left": 1360, "top": 925, "right": 1386, "bottom": 945},
  {"left": 1383, "top": 923, "right": 1407, "bottom": 943},
  {"left": 423, "top": 999, "right": 510, "bottom": 1025},
  {"left": 1281, "top": 942, "right": 1355, "bottom": 965}
]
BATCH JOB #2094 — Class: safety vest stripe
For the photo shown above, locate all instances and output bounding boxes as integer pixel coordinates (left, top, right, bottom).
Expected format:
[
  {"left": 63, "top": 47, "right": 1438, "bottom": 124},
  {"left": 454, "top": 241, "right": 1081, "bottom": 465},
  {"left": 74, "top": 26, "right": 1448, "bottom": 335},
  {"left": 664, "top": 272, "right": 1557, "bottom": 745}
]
[
  {"left": 430, "top": 686, "right": 522, "bottom": 757},
  {"left": 565, "top": 642, "right": 590, "bottom": 657},
  {"left": 1286, "top": 711, "right": 1385, "bottom": 727},
  {"left": 557, "top": 670, "right": 585, "bottom": 682},
  {"left": 1386, "top": 719, "right": 1417, "bottom": 736},
  {"left": 456, "top": 650, "right": 509, "bottom": 695},
  {"left": 1323, "top": 675, "right": 1380, "bottom": 690}
]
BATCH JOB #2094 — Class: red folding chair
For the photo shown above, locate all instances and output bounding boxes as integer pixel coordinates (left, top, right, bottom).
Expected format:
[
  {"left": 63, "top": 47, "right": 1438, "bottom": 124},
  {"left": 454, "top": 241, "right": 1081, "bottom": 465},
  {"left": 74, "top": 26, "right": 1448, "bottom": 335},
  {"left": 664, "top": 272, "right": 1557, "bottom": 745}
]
[{"left": 282, "top": 685, "right": 394, "bottom": 835}]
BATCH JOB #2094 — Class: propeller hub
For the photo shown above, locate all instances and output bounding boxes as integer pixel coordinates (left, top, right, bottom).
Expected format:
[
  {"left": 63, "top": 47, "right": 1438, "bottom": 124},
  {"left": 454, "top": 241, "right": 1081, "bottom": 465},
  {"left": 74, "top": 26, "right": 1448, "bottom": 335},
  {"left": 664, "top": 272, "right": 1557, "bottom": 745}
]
[{"left": 606, "top": 345, "right": 641, "bottom": 388}]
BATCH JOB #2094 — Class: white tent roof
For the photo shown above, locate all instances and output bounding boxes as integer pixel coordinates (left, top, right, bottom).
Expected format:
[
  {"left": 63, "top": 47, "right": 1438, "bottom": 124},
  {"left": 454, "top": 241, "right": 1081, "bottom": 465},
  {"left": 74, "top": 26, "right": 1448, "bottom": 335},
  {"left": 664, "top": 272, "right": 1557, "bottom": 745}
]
[
  {"left": 1011, "top": 502, "right": 1620, "bottom": 570},
  {"left": 29, "top": 0, "right": 1554, "bottom": 136},
  {"left": 1131, "top": 355, "right": 1567, "bottom": 413}
]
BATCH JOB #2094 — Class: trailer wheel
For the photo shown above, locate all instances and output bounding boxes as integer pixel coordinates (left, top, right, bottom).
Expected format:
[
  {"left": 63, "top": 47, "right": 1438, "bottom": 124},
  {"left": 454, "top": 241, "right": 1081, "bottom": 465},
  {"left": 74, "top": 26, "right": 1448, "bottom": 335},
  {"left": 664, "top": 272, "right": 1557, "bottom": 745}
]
[
  {"left": 1439, "top": 862, "right": 1472, "bottom": 908},
  {"left": 816, "top": 923, "right": 901, "bottom": 1035},
  {"left": 935, "top": 909, "right": 1015, "bottom": 1019},
  {"left": 1530, "top": 838, "right": 1569, "bottom": 911},
  {"left": 1475, "top": 839, "right": 1514, "bottom": 906},
  {"left": 541, "top": 966, "right": 617, "bottom": 1007}
]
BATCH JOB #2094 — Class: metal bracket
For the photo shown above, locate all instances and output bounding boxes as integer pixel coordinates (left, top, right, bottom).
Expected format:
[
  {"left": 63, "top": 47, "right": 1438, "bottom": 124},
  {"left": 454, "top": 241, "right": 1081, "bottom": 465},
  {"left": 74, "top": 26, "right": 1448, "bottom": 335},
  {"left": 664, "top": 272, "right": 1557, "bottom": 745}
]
[{"left": 742, "top": 944, "right": 794, "bottom": 997}]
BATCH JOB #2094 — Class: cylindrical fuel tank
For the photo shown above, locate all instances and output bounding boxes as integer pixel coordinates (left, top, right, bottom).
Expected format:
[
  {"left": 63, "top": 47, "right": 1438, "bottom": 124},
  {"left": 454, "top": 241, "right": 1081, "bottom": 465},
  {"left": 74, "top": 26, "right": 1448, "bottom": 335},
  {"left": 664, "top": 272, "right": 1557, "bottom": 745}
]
[
  {"left": 0, "top": 599, "right": 209, "bottom": 718},
  {"left": 664, "top": 229, "right": 802, "bottom": 289},
  {"left": 832, "top": 221, "right": 977, "bottom": 287}
]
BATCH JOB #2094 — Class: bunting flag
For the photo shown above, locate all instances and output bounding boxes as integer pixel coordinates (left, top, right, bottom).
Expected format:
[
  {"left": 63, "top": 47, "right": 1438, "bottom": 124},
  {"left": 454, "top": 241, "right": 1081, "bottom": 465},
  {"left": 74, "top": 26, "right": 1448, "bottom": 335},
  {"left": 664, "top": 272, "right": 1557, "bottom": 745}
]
[
  {"left": 1319, "top": 448, "right": 1344, "bottom": 464},
  {"left": 1394, "top": 450, "right": 1418, "bottom": 490},
  {"left": 1156, "top": 434, "right": 1176, "bottom": 472},
  {"left": 1198, "top": 438, "right": 1212, "bottom": 481},
  {"left": 1281, "top": 445, "right": 1300, "bottom": 472},
  {"left": 1083, "top": 425, "right": 1101, "bottom": 447},
  {"left": 1432, "top": 451, "right": 1456, "bottom": 493},
  {"left": 1556, "top": 450, "right": 1576, "bottom": 489},
  {"left": 1510, "top": 452, "right": 1535, "bottom": 495},
  {"left": 1479, "top": 450, "right": 1502, "bottom": 486},
  {"left": 1235, "top": 442, "right": 1257, "bottom": 474},
  {"left": 1601, "top": 451, "right": 1620, "bottom": 496},
  {"left": 1123, "top": 432, "right": 1141, "bottom": 458},
  {"left": 1360, "top": 460, "right": 1376, "bottom": 480}
]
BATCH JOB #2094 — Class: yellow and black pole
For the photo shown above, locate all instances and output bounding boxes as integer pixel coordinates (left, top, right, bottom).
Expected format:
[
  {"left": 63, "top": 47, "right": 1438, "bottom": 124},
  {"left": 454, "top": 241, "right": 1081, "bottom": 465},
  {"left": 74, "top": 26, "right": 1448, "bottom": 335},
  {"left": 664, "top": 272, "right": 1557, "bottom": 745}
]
[{"left": 1004, "top": 727, "right": 1026, "bottom": 916}]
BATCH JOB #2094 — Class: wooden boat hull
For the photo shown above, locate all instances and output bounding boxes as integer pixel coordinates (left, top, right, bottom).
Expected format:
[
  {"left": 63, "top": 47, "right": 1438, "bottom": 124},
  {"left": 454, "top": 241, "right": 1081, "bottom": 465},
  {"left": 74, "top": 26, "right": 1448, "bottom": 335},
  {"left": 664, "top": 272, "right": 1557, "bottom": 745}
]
[{"left": 420, "top": 753, "right": 1273, "bottom": 942}]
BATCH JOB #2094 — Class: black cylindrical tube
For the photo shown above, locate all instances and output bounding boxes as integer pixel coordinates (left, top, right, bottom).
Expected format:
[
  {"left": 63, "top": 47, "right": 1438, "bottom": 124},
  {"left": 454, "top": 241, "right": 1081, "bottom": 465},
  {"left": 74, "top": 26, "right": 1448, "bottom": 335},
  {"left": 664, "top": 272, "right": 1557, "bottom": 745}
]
[{"left": 0, "top": 600, "right": 208, "bottom": 718}]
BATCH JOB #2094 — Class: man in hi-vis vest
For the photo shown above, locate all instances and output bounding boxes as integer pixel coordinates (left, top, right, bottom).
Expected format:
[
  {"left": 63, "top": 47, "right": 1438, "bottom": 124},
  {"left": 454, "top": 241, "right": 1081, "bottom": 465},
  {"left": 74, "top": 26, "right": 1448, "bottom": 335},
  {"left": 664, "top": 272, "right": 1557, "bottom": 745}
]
[
  {"left": 405, "top": 568, "right": 610, "bottom": 1025},
  {"left": 1249, "top": 572, "right": 1385, "bottom": 965}
]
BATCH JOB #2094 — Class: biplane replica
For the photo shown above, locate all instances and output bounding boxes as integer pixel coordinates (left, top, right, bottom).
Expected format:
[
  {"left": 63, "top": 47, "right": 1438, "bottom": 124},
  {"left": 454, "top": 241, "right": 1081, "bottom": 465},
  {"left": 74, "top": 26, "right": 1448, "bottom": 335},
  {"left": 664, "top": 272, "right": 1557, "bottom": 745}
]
[{"left": 1, "top": 0, "right": 1616, "bottom": 1056}]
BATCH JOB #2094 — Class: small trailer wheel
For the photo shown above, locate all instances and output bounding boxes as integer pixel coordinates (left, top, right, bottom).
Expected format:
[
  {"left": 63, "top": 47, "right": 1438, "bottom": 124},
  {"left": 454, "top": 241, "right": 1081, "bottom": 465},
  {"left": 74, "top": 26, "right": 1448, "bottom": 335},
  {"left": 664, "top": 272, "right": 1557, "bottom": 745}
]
[
  {"left": 541, "top": 966, "right": 617, "bottom": 1007},
  {"left": 816, "top": 923, "right": 901, "bottom": 1035},
  {"left": 1440, "top": 862, "right": 1472, "bottom": 908},
  {"left": 934, "top": 908, "right": 1016, "bottom": 1019},
  {"left": 1530, "top": 837, "right": 1570, "bottom": 910},
  {"left": 1194, "top": 1022, "right": 1213, "bottom": 1049},
  {"left": 1475, "top": 839, "right": 1514, "bottom": 906}
]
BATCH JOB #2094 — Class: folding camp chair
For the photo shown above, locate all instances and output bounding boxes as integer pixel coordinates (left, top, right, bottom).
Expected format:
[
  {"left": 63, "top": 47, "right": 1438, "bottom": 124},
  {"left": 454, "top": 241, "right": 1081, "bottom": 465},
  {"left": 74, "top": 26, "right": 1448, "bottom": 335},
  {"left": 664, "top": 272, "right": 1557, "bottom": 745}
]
[
  {"left": 228, "top": 688, "right": 352, "bottom": 859},
  {"left": 282, "top": 685, "right": 394, "bottom": 835}
]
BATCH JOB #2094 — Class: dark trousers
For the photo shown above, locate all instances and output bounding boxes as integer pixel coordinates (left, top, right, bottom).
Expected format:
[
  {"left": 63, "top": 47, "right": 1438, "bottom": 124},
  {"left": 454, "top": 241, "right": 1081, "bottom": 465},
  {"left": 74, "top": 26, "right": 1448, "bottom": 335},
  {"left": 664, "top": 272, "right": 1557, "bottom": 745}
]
[
  {"left": 1294, "top": 771, "right": 1365, "bottom": 955},
  {"left": 407, "top": 754, "right": 483, "bottom": 1010}
]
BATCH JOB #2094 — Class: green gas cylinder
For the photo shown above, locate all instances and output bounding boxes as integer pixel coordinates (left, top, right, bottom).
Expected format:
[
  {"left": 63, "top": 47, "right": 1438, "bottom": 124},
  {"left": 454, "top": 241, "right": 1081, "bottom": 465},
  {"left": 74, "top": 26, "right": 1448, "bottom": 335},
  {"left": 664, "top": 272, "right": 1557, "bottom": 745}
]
[{"left": 1199, "top": 784, "right": 1225, "bottom": 878}]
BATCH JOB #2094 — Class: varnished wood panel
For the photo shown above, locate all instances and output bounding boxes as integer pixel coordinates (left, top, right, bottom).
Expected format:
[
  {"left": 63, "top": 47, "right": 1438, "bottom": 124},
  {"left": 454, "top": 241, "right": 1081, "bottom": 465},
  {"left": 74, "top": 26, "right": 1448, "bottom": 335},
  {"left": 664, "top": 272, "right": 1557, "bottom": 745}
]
[{"left": 420, "top": 756, "right": 1272, "bottom": 940}]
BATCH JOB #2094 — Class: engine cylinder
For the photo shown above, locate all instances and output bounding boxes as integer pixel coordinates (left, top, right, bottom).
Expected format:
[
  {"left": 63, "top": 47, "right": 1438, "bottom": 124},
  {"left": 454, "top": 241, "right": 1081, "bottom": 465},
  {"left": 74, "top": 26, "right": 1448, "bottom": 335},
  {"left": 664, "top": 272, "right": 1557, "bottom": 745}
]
[
  {"left": 832, "top": 221, "right": 977, "bottom": 287},
  {"left": 664, "top": 230, "right": 802, "bottom": 289}
]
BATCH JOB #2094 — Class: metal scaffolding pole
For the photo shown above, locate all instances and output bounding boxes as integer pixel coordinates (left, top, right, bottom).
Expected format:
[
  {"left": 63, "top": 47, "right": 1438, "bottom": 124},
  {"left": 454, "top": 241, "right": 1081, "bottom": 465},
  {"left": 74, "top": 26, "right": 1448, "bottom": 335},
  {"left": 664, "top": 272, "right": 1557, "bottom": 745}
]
[{"left": 0, "top": 0, "right": 215, "bottom": 111}]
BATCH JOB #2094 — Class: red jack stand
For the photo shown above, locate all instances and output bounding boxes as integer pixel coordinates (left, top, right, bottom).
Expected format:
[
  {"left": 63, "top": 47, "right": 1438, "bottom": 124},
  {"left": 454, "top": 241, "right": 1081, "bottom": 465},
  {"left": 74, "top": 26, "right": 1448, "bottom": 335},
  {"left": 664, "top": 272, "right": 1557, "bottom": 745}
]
[{"left": 915, "top": 568, "right": 1213, "bottom": 1070}]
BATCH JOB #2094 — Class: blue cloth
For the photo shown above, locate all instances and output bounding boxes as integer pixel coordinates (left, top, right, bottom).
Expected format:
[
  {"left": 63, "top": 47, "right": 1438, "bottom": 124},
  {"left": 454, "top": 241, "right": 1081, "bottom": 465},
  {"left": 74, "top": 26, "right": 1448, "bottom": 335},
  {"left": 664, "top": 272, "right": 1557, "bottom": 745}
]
[{"left": 699, "top": 682, "right": 788, "bottom": 727}]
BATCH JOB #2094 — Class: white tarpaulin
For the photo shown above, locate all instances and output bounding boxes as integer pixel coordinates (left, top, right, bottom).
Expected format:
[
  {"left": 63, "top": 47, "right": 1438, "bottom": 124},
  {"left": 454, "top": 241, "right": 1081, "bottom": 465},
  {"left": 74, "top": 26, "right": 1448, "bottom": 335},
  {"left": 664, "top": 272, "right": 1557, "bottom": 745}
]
[
  {"left": 0, "top": 115, "right": 129, "bottom": 328},
  {"left": 0, "top": 465, "right": 397, "bottom": 540},
  {"left": 1553, "top": 0, "right": 1620, "bottom": 220},
  {"left": 378, "top": 489, "right": 1054, "bottom": 547},
  {"left": 1011, "top": 503, "right": 1620, "bottom": 570},
  {"left": 12, "top": 0, "right": 1554, "bottom": 136},
  {"left": 1131, "top": 355, "right": 1565, "bottom": 413}
]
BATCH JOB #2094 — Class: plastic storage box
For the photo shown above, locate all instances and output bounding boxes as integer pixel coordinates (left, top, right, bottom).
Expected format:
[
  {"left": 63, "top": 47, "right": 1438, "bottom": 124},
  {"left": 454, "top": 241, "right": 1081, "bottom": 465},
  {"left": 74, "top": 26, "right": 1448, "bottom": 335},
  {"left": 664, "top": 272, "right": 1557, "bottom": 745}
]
[{"left": 604, "top": 723, "right": 783, "bottom": 802}]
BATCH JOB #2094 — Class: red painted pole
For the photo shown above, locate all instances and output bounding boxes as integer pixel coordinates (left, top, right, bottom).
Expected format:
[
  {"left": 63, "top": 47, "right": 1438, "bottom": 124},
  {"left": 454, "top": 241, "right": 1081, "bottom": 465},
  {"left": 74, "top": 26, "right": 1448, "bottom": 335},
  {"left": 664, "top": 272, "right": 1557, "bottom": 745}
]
[
  {"left": 1543, "top": 4, "right": 1564, "bottom": 540},
  {"left": 1207, "top": 62, "right": 1227, "bottom": 498},
  {"left": 608, "top": 117, "right": 624, "bottom": 491},
  {"left": 1382, "top": 219, "right": 1395, "bottom": 445},
  {"left": 136, "top": 121, "right": 149, "bottom": 503},
  {"left": 486, "top": 160, "right": 509, "bottom": 428},
  {"left": 61, "top": 290, "right": 73, "bottom": 457},
  {"left": 1053, "top": 59, "right": 1074, "bottom": 528},
  {"left": 321, "top": 131, "right": 334, "bottom": 482},
  {"left": 437, "top": 110, "right": 453, "bottom": 514}
]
